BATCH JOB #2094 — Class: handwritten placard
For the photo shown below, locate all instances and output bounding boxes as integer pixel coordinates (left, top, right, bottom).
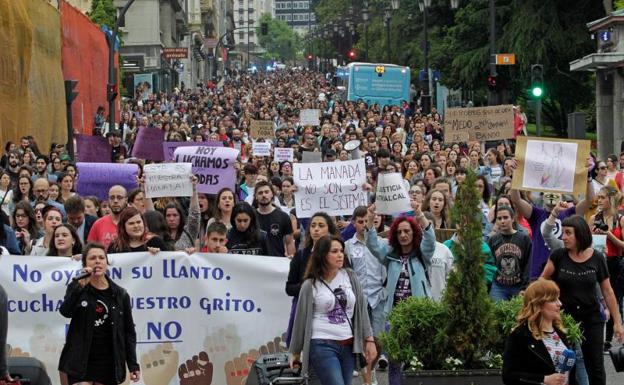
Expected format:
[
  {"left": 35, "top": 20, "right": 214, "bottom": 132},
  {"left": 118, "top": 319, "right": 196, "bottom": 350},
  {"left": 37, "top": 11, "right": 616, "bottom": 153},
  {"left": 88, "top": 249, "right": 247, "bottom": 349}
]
[
  {"left": 375, "top": 172, "right": 412, "bottom": 214},
  {"left": 252, "top": 142, "right": 271, "bottom": 157},
  {"left": 293, "top": 159, "right": 367, "bottom": 218},
  {"left": 274, "top": 147, "right": 294, "bottom": 162},
  {"left": 299, "top": 109, "right": 320, "bottom": 126},
  {"left": 444, "top": 105, "right": 514, "bottom": 142},
  {"left": 76, "top": 163, "right": 139, "bottom": 201},
  {"left": 75, "top": 135, "right": 112, "bottom": 163},
  {"left": 173, "top": 146, "right": 239, "bottom": 194},
  {"left": 162, "top": 141, "right": 224, "bottom": 161},
  {"left": 511, "top": 136, "right": 590, "bottom": 195},
  {"left": 132, "top": 127, "right": 165, "bottom": 161},
  {"left": 143, "top": 163, "right": 193, "bottom": 198},
  {"left": 250, "top": 120, "right": 275, "bottom": 139}
]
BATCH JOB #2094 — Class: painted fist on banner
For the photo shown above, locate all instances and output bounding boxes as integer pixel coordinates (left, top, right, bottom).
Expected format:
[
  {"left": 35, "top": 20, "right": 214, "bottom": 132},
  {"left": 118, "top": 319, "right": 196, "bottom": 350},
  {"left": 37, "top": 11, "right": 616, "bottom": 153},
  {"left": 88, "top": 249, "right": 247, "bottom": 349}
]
[
  {"left": 140, "top": 342, "right": 179, "bottom": 385},
  {"left": 203, "top": 324, "right": 242, "bottom": 364},
  {"left": 178, "top": 351, "right": 213, "bottom": 385},
  {"left": 225, "top": 349, "right": 259, "bottom": 385}
]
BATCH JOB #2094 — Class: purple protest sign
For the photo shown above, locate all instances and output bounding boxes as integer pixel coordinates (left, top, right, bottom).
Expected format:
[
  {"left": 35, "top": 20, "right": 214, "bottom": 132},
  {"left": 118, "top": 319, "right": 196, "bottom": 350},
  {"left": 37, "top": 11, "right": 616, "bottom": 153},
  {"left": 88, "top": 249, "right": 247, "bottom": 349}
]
[
  {"left": 173, "top": 146, "right": 239, "bottom": 194},
  {"left": 76, "top": 162, "right": 139, "bottom": 201},
  {"left": 132, "top": 127, "right": 165, "bottom": 161},
  {"left": 75, "top": 135, "right": 112, "bottom": 163},
  {"left": 163, "top": 141, "right": 224, "bottom": 161}
]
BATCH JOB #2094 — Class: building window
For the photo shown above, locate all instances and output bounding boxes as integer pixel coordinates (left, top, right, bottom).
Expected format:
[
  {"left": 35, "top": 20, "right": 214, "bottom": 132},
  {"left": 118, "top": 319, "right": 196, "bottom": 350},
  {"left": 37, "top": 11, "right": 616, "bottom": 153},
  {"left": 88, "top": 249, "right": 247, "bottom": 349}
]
[{"left": 239, "top": 32, "right": 245, "bottom": 40}]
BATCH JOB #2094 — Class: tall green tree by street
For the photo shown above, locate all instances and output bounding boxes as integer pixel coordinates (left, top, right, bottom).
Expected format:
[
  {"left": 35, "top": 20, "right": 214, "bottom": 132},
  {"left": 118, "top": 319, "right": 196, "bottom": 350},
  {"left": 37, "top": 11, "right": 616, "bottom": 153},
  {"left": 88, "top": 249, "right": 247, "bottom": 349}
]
[
  {"left": 257, "top": 13, "right": 301, "bottom": 63},
  {"left": 88, "top": 0, "right": 116, "bottom": 28}
]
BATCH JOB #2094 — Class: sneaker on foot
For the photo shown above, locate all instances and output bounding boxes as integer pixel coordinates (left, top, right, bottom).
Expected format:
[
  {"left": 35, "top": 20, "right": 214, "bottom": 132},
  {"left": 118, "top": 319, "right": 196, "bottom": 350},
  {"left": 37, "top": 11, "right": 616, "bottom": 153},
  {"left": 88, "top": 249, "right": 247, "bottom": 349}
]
[
  {"left": 353, "top": 370, "right": 359, "bottom": 377},
  {"left": 377, "top": 354, "right": 388, "bottom": 371}
]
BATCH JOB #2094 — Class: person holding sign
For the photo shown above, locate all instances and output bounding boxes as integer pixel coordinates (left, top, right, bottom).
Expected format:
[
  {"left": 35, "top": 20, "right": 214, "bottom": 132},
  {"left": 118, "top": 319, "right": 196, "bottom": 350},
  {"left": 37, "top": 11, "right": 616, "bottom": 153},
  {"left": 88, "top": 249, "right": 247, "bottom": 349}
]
[
  {"left": 364, "top": 200, "right": 435, "bottom": 385},
  {"left": 58, "top": 243, "right": 141, "bottom": 385}
]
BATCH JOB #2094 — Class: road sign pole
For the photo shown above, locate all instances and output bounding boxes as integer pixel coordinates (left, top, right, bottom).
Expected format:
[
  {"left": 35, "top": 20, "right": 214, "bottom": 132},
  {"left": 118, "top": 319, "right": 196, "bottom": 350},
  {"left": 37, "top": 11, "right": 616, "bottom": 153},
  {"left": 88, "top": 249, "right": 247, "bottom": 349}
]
[{"left": 536, "top": 99, "right": 542, "bottom": 137}]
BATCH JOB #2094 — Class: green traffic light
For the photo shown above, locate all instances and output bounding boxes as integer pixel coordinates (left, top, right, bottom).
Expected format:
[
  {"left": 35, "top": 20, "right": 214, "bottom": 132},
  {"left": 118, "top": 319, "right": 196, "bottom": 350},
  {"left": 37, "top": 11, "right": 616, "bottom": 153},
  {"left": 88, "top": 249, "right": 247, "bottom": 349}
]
[{"left": 531, "top": 87, "right": 543, "bottom": 98}]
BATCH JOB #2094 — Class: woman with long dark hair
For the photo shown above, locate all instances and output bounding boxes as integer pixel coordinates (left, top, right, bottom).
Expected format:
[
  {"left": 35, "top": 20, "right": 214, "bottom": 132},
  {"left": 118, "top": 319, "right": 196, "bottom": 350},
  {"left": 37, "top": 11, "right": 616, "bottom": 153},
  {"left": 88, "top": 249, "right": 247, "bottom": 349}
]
[
  {"left": 206, "top": 188, "right": 236, "bottom": 231},
  {"left": 285, "top": 212, "right": 340, "bottom": 345},
  {"left": 30, "top": 205, "right": 63, "bottom": 256},
  {"left": 227, "top": 202, "right": 268, "bottom": 255},
  {"left": 541, "top": 215, "right": 623, "bottom": 385},
  {"left": 47, "top": 224, "right": 83, "bottom": 259},
  {"left": 107, "top": 207, "right": 165, "bottom": 253},
  {"left": 58, "top": 243, "right": 141, "bottom": 385},
  {"left": 289, "top": 235, "right": 376, "bottom": 385},
  {"left": 12, "top": 201, "right": 39, "bottom": 255}
]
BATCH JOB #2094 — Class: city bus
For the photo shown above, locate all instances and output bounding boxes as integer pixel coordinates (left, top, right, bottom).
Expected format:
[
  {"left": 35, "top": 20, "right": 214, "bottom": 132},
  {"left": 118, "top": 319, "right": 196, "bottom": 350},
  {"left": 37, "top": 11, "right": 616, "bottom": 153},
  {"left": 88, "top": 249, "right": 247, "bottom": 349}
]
[{"left": 345, "top": 62, "right": 410, "bottom": 107}]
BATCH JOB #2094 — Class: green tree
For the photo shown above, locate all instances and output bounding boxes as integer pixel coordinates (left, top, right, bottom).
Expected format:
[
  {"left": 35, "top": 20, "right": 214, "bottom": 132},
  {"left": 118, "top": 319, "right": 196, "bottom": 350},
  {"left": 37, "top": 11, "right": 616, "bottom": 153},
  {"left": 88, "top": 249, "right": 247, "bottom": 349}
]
[
  {"left": 88, "top": 0, "right": 116, "bottom": 28},
  {"left": 257, "top": 13, "right": 302, "bottom": 62},
  {"left": 442, "top": 169, "right": 497, "bottom": 367}
]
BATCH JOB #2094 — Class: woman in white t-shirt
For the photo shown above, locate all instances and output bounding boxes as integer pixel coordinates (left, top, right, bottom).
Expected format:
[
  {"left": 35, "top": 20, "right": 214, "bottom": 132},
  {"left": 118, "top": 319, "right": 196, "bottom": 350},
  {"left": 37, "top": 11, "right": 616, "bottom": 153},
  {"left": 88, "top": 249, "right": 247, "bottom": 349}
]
[{"left": 289, "top": 235, "right": 376, "bottom": 385}]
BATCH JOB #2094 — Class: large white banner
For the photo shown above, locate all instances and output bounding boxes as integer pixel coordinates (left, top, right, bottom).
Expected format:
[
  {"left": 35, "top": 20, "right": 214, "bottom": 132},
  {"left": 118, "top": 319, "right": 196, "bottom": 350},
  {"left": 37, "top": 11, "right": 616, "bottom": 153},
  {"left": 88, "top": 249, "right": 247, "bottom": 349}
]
[
  {"left": 1, "top": 252, "right": 291, "bottom": 385},
  {"left": 293, "top": 159, "right": 368, "bottom": 218}
]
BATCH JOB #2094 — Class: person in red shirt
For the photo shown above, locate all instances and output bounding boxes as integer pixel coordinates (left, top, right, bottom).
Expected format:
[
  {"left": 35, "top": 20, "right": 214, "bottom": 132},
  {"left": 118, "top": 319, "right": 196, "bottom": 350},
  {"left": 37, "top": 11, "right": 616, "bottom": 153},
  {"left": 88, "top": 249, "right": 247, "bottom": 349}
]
[{"left": 87, "top": 185, "right": 128, "bottom": 249}]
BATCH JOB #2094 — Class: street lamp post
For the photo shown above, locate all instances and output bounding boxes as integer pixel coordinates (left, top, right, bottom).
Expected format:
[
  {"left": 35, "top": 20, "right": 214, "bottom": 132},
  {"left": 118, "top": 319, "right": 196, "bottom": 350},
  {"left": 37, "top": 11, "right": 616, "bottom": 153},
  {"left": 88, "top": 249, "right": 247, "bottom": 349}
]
[
  {"left": 419, "top": 0, "right": 431, "bottom": 114},
  {"left": 108, "top": 0, "right": 136, "bottom": 135},
  {"left": 488, "top": 0, "right": 497, "bottom": 105},
  {"left": 362, "top": 2, "right": 369, "bottom": 62},
  {"left": 384, "top": 9, "right": 391, "bottom": 63}
]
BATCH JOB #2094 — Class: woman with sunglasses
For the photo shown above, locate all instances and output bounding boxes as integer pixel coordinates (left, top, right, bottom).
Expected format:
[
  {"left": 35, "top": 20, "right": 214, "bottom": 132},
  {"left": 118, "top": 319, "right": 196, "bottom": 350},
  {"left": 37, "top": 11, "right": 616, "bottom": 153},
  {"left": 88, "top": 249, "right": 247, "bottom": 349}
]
[{"left": 289, "top": 235, "right": 376, "bottom": 385}]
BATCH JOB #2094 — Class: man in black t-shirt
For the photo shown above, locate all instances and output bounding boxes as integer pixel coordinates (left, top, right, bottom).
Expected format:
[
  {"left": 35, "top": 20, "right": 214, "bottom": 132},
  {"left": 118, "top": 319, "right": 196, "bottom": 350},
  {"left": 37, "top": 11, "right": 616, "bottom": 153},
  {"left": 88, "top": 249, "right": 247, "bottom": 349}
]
[{"left": 254, "top": 181, "right": 295, "bottom": 258}]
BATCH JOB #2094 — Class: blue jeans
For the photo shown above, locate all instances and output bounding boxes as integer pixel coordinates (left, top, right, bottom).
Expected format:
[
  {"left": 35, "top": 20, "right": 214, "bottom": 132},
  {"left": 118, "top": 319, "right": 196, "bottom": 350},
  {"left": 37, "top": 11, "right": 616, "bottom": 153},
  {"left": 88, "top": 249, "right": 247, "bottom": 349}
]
[
  {"left": 309, "top": 339, "right": 355, "bottom": 385},
  {"left": 574, "top": 343, "right": 589, "bottom": 385},
  {"left": 489, "top": 282, "right": 522, "bottom": 301}
]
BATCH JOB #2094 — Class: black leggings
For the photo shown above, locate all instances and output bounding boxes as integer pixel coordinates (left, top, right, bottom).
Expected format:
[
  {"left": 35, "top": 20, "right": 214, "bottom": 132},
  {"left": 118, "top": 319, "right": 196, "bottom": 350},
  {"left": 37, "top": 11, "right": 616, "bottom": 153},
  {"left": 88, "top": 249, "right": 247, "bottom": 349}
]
[
  {"left": 605, "top": 257, "right": 623, "bottom": 343},
  {"left": 579, "top": 319, "right": 606, "bottom": 385}
]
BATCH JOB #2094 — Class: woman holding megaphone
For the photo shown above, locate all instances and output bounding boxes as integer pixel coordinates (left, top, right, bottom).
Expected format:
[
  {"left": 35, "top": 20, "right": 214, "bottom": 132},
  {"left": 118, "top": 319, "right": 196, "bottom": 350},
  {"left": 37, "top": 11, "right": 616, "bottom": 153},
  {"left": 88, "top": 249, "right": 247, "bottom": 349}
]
[{"left": 503, "top": 278, "right": 577, "bottom": 385}]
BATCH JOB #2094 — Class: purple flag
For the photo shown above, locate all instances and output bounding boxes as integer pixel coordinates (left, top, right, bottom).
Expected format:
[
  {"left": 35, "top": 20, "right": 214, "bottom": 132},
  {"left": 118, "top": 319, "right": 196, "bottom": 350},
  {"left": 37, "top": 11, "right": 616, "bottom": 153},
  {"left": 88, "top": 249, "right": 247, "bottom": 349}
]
[
  {"left": 76, "top": 162, "right": 139, "bottom": 201},
  {"left": 163, "top": 141, "right": 224, "bottom": 161},
  {"left": 75, "top": 135, "right": 112, "bottom": 163},
  {"left": 132, "top": 127, "right": 165, "bottom": 161},
  {"left": 173, "top": 146, "right": 239, "bottom": 194}
]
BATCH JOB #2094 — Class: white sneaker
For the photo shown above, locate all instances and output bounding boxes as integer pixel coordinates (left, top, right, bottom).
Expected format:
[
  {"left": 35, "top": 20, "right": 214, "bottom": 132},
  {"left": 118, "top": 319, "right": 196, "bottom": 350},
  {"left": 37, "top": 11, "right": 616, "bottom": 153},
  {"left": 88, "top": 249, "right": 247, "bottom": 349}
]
[
  {"left": 377, "top": 354, "right": 388, "bottom": 371},
  {"left": 353, "top": 370, "right": 359, "bottom": 377}
]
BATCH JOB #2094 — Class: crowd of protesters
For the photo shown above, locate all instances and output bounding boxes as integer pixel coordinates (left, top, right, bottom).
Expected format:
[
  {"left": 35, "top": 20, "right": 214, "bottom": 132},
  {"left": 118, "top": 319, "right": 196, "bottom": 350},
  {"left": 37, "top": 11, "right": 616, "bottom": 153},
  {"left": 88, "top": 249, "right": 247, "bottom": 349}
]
[{"left": 0, "top": 69, "right": 623, "bottom": 385}]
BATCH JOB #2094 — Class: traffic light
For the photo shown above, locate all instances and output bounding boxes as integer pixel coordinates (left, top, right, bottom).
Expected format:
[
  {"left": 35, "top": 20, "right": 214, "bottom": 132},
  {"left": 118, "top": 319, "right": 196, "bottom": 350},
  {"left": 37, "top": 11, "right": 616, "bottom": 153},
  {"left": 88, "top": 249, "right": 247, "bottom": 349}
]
[
  {"left": 260, "top": 22, "right": 268, "bottom": 35},
  {"left": 107, "top": 83, "right": 118, "bottom": 102},
  {"left": 530, "top": 64, "right": 544, "bottom": 98},
  {"left": 64, "top": 80, "right": 79, "bottom": 104},
  {"left": 487, "top": 74, "right": 497, "bottom": 91}
]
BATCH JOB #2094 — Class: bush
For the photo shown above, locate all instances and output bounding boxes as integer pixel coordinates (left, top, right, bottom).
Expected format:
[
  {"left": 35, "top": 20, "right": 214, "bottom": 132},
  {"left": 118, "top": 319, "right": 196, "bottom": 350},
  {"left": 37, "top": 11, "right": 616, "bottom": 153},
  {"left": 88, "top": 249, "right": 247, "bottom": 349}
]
[{"left": 379, "top": 170, "right": 581, "bottom": 370}]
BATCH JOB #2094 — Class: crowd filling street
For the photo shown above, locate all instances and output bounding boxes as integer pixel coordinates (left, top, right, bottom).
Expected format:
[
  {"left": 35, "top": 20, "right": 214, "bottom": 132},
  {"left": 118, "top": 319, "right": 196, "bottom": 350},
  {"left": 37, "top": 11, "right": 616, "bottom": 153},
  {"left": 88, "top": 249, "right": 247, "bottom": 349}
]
[{"left": 0, "top": 69, "right": 623, "bottom": 385}]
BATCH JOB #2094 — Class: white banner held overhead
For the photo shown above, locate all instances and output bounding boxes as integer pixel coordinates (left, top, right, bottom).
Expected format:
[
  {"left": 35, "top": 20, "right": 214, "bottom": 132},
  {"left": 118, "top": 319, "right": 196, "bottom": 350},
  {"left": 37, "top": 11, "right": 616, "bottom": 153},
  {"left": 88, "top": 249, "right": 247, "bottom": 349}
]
[
  {"left": 375, "top": 172, "right": 412, "bottom": 214},
  {"left": 1, "top": 252, "right": 291, "bottom": 385},
  {"left": 293, "top": 159, "right": 368, "bottom": 218},
  {"left": 143, "top": 163, "right": 193, "bottom": 198}
]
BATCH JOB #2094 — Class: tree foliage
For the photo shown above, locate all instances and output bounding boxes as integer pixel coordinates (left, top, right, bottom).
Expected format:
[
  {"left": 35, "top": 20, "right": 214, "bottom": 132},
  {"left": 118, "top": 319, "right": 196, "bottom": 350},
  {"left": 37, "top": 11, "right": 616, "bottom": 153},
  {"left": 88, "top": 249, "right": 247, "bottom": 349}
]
[
  {"left": 443, "top": 170, "right": 497, "bottom": 367},
  {"left": 256, "top": 13, "right": 302, "bottom": 62},
  {"left": 88, "top": 0, "right": 116, "bottom": 28},
  {"left": 313, "top": 0, "right": 606, "bottom": 132}
]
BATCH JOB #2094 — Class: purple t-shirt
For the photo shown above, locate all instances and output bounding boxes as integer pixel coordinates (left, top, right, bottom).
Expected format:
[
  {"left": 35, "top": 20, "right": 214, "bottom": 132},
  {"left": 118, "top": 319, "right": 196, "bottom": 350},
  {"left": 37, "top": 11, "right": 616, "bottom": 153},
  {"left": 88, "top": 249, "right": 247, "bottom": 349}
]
[{"left": 527, "top": 205, "right": 576, "bottom": 279}]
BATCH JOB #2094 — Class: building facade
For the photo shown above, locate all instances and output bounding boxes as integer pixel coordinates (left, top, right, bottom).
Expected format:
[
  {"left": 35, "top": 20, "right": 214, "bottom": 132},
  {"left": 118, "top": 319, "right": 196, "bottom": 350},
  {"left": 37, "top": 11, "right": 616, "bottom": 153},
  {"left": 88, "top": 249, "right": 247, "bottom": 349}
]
[
  {"left": 274, "top": 0, "right": 315, "bottom": 35},
  {"left": 114, "top": 0, "right": 189, "bottom": 95},
  {"left": 232, "top": 0, "right": 274, "bottom": 68}
]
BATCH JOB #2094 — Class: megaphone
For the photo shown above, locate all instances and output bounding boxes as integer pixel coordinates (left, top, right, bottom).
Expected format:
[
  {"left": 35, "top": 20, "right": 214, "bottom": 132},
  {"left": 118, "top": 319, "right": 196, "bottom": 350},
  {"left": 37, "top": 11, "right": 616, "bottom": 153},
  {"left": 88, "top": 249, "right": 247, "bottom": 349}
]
[{"left": 344, "top": 139, "right": 361, "bottom": 160}]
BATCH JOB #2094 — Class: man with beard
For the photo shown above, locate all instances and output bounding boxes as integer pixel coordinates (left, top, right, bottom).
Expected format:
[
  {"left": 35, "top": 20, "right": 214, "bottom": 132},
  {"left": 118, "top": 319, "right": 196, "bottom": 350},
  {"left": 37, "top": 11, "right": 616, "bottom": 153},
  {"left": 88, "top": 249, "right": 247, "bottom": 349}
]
[
  {"left": 5, "top": 151, "right": 21, "bottom": 188},
  {"left": 33, "top": 156, "right": 57, "bottom": 183},
  {"left": 87, "top": 185, "right": 127, "bottom": 248},
  {"left": 32, "top": 178, "right": 66, "bottom": 215},
  {"left": 253, "top": 181, "right": 294, "bottom": 258},
  {"left": 229, "top": 129, "right": 247, "bottom": 154}
]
